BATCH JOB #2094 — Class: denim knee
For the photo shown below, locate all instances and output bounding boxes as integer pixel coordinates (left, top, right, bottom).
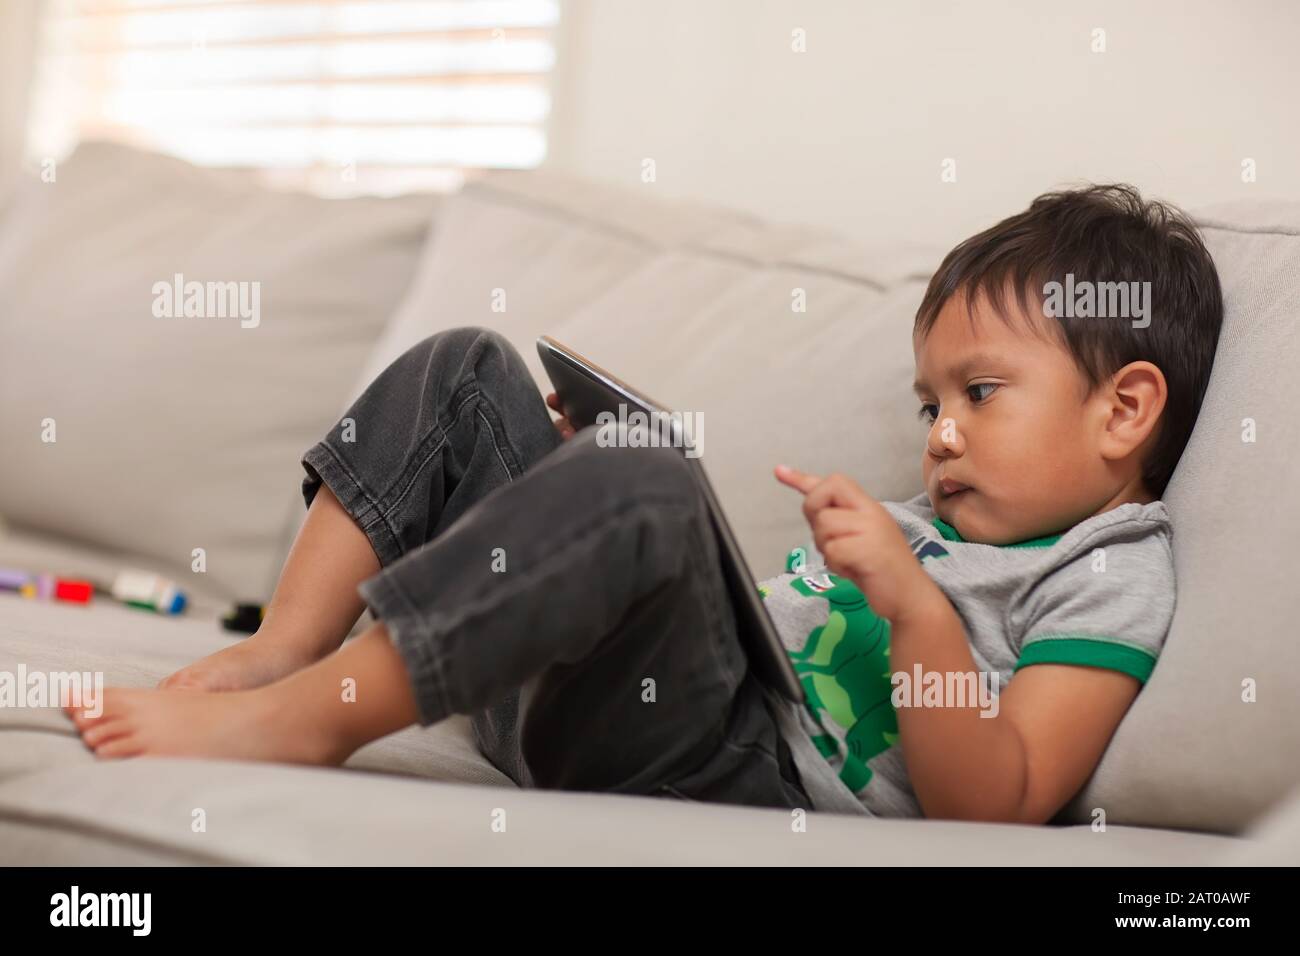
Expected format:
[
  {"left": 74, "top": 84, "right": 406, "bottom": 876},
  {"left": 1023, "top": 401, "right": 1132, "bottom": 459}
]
[
  {"left": 413, "top": 324, "right": 516, "bottom": 365},
  {"left": 565, "top": 423, "right": 701, "bottom": 511}
]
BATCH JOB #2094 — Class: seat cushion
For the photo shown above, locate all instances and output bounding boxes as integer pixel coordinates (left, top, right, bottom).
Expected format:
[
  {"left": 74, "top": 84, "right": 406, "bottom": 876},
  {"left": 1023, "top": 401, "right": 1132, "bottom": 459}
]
[
  {"left": 0, "top": 586, "right": 511, "bottom": 791},
  {"left": 0, "top": 536, "right": 1251, "bottom": 865}
]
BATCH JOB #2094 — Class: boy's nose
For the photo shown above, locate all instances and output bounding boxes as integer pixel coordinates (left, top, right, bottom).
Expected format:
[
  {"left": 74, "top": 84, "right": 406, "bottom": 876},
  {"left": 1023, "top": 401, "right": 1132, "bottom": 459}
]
[{"left": 926, "top": 415, "right": 965, "bottom": 458}]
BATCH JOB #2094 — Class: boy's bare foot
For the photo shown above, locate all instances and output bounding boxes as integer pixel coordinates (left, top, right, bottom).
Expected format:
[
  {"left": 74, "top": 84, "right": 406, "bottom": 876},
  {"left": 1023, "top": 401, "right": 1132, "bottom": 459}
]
[
  {"left": 68, "top": 625, "right": 417, "bottom": 766},
  {"left": 63, "top": 685, "right": 346, "bottom": 766},
  {"left": 158, "top": 631, "right": 320, "bottom": 693}
]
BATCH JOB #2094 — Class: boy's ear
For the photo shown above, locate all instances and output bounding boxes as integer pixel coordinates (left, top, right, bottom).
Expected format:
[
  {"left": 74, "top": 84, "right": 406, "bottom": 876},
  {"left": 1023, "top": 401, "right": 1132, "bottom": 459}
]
[{"left": 1097, "top": 360, "right": 1167, "bottom": 463}]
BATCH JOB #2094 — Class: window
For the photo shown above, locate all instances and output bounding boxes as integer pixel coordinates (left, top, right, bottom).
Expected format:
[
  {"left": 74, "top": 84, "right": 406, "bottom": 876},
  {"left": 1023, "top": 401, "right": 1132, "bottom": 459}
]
[{"left": 27, "top": 0, "right": 561, "bottom": 194}]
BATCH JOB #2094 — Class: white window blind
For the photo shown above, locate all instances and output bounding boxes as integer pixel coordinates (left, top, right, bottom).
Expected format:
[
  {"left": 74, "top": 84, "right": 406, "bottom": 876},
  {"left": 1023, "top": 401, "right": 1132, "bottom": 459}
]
[{"left": 27, "top": 0, "right": 560, "bottom": 194}]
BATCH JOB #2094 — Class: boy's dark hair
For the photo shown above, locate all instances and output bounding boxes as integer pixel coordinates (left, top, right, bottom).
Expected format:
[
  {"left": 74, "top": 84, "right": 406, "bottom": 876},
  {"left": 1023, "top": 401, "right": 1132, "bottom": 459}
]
[{"left": 913, "top": 183, "right": 1224, "bottom": 498}]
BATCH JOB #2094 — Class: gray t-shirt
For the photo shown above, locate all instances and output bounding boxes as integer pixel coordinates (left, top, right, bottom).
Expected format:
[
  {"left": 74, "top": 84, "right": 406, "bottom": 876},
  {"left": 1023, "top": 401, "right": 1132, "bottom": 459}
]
[{"left": 755, "top": 491, "right": 1176, "bottom": 818}]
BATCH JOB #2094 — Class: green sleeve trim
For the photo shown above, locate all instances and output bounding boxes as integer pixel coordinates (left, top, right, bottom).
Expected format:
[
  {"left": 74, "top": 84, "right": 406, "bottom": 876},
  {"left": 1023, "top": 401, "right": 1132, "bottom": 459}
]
[{"left": 1014, "top": 635, "right": 1157, "bottom": 683}]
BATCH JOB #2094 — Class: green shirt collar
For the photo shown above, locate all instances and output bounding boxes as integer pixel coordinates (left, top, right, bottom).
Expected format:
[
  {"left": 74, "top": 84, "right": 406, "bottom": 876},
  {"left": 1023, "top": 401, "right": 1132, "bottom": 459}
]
[{"left": 932, "top": 517, "right": 1064, "bottom": 549}]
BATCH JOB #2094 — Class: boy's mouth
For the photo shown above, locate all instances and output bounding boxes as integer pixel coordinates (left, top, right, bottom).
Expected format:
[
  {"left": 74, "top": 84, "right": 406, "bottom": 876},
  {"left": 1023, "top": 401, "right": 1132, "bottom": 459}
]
[{"left": 938, "top": 477, "right": 971, "bottom": 497}]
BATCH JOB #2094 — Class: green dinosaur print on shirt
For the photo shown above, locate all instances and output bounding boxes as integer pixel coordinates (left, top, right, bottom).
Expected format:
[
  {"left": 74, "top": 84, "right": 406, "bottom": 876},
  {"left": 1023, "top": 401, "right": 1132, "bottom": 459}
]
[{"left": 787, "top": 573, "right": 900, "bottom": 791}]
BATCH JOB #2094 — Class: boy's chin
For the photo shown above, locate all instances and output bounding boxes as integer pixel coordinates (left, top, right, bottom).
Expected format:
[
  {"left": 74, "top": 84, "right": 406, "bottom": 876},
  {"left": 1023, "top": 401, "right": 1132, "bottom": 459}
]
[
  {"left": 934, "top": 493, "right": 1000, "bottom": 544},
  {"left": 933, "top": 489, "right": 974, "bottom": 522}
]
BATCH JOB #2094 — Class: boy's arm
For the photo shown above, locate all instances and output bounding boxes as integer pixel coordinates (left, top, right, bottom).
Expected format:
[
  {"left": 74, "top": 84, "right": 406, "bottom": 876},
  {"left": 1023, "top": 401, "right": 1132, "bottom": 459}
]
[
  {"left": 770, "top": 465, "right": 1155, "bottom": 826},
  {"left": 892, "top": 591, "right": 1140, "bottom": 825}
]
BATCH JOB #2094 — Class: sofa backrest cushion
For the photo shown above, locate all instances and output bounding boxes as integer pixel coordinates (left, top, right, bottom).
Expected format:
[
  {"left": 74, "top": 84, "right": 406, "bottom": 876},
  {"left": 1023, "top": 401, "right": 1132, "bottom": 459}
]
[
  {"left": 0, "top": 141, "right": 437, "bottom": 601},
  {"left": 361, "top": 169, "right": 940, "bottom": 582},
  {"left": 1060, "top": 200, "right": 1300, "bottom": 834}
]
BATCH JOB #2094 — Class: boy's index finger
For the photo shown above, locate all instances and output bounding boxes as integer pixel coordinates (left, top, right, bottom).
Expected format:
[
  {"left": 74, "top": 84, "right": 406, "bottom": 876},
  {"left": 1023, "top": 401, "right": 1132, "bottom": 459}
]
[
  {"left": 820, "top": 472, "right": 875, "bottom": 510},
  {"left": 774, "top": 464, "right": 822, "bottom": 494}
]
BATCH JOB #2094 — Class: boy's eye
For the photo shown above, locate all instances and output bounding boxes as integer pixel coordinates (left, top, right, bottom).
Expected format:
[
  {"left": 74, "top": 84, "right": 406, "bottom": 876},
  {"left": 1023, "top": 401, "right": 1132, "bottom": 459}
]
[{"left": 918, "top": 385, "right": 997, "bottom": 424}]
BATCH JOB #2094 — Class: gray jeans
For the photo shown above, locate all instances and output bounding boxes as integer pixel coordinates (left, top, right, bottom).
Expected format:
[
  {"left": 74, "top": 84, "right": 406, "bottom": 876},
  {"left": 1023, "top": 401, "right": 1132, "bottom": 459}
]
[{"left": 300, "top": 326, "right": 810, "bottom": 810}]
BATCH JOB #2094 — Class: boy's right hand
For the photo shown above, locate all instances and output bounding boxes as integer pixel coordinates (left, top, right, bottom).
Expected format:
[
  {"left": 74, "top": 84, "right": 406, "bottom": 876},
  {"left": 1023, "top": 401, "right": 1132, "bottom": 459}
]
[{"left": 545, "top": 392, "right": 576, "bottom": 441}]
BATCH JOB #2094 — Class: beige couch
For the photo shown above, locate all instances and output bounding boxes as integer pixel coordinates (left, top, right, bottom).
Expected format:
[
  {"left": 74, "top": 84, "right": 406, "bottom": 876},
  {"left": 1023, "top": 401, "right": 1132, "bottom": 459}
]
[{"left": 0, "top": 142, "right": 1296, "bottom": 864}]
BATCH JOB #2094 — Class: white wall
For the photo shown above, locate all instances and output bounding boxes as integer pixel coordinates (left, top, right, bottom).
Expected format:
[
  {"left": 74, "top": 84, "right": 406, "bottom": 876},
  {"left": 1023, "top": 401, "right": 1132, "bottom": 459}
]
[
  {"left": 0, "top": 0, "right": 39, "bottom": 206},
  {"left": 546, "top": 0, "right": 1300, "bottom": 249}
]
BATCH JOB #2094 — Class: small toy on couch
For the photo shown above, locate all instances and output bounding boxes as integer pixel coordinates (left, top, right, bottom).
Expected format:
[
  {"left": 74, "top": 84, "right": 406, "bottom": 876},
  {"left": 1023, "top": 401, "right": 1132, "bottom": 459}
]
[
  {"left": 0, "top": 565, "right": 187, "bottom": 614},
  {"left": 0, "top": 567, "right": 93, "bottom": 604}
]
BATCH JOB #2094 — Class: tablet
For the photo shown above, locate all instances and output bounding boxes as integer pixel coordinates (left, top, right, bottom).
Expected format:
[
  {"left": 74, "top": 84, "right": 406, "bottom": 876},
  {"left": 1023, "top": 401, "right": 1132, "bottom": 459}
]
[{"left": 537, "top": 335, "right": 806, "bottom": 705}]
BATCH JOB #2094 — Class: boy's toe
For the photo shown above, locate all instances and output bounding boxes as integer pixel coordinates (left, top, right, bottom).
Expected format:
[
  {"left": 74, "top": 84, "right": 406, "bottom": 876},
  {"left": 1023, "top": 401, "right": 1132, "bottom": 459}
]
[
  {"left": 93, "top": 735, "right": 144, "bottom": 759},
  {"left": 64, "top": 705, "right": 96, "bottom": 728},
  {"left": 81, "top": 720, "right": 128, "bottom": 748}
]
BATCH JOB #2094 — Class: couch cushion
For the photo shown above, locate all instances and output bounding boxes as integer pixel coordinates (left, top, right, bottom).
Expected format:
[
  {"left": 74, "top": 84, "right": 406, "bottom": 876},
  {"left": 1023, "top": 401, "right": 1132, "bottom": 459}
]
[
  {"left": 361, "top": 168, "right": 938, "bottom": 579},
  {"left": 0, "top": 756, "right": 1243, "bottom": 865},
  {"left": 1222, "top": 783, "right": 1300, "bottom": 864},
  {"left": 346, "top": 168, "right": 751, "bottom": 398},
  {"left": 0, "top": 538, "right": 1250, "bottom": 865},
  {"left": 1059, "top": 200, "right": 1300, "bottom": 834},
  {"left": 553, "top": 249, "right": 934, "bottom": 578},
  {"left": 0, "top": 525, "right": 234, "bottom": 616},
  {"left": 0, "top": 141, "right": 438, "bottom": 602},
  {"left": 0, "top": 594, "right": 508, "bottom": 790}
]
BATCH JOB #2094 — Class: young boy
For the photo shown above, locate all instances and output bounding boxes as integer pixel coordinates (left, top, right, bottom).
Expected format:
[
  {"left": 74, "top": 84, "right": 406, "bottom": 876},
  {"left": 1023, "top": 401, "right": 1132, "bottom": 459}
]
[{"left": 64, "top": 183, "right": 1223, "bottom": 824}]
